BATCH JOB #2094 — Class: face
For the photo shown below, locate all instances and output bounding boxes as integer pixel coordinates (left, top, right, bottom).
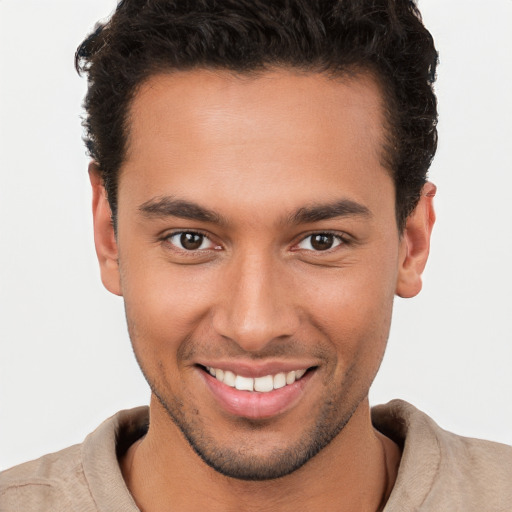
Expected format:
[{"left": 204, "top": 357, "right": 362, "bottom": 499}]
[{"left": 92, "top": 69, "right": 432, "bottom": 480}]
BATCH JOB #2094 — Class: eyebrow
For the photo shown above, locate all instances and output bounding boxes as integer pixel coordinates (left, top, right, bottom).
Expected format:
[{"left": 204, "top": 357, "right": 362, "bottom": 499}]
[
  {"left": 139, "top": 196, "right": 225, "bottom": 225},
  {"left": 138, "top": 195, "right": 371, "bottom": 226},
  {"left": 288, "top": 199, "right": 372, "bottom": 224}
]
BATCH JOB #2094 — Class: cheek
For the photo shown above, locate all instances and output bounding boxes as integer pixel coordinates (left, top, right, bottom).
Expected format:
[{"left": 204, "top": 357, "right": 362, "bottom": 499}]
[
  {"left": 315, "top": 285, "right": 393, "bottom": 354},
  {"left": 119, "top": 255, "right": 217, "bottom": 357},
  {"left": 316, "top": 291, "right": 393, "bottom": 400},
  {"left": 305, "top": 253, "right": 398, "bottom": 366}
]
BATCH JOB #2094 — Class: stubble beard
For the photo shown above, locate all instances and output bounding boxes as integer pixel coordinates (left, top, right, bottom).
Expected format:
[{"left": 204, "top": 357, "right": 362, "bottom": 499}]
[
  {"left": 125, "top": 307, "right": 380, "bottom": 482},
  {"left": 146, "top": 374, "right": 361, "bottom": 481}
]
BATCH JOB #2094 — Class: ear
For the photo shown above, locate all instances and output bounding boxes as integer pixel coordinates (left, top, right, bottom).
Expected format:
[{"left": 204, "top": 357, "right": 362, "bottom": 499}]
[
  {"left": 89, "top": 162, "right": 122, "bottom": 296},
  {"left": 395, "top": 182, "right": 436, "bottom": 298}
]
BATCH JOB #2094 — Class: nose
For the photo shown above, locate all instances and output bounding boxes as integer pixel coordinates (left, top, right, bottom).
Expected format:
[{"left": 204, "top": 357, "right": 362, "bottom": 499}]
[{"left": 212, "top": 251, "right": 300, "bottom": 352}]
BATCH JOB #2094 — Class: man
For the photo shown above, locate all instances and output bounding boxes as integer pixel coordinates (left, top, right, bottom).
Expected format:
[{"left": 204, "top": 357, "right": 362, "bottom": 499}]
[{"left": 1, "top": 0, "right": 511, "bottom": 510}]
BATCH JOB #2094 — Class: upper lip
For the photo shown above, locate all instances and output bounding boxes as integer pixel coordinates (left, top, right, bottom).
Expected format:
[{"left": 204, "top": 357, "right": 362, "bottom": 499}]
[{"left": 196, "top": 360, "right": 317, "bottom": 378}]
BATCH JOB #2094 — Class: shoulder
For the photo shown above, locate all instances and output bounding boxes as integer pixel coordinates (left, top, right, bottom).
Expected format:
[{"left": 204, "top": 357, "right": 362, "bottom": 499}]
[
  {"left": 432, "top": 426, "right": 512, "bottom": 505},
  {"left": 0, "top": 407, "right": 148, "bottom": 512},
  {"left": 0, "top": 444, "right": 93, "bottom": 511},
  {"left": 373, "top": 400, "right": 512, "bottom": 512}
]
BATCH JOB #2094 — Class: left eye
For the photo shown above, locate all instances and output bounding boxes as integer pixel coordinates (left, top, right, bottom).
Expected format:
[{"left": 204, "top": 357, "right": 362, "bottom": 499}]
[
  {"left": 296, "top": 233, "right": 343, "bottom": 251},
  {"left": 167, "top": 232, "right": 215, "bottom": 251}
]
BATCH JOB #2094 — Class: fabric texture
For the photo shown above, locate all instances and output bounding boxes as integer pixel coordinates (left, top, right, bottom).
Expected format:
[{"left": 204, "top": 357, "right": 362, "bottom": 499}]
[{"left": 1, "top": 400, "right": 511, "bottom": 511}]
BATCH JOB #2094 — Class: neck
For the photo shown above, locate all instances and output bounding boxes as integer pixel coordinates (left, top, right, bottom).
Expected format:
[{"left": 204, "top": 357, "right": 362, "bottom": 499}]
[{"left": 121, "top": 396, "right": 400, "bottom": 512}]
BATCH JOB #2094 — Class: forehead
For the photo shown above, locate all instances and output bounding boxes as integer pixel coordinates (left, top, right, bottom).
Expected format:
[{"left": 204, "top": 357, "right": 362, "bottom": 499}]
[
  {"left": 127, "top": 68, "right": 385, "bottom": 158},
  {"left": 120, "top": 69, "right": 392, "bottom": 219}
]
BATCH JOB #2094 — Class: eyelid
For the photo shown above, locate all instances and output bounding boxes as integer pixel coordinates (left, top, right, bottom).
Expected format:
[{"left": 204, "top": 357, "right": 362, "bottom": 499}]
[
  {"left": 292, "top": 231, "right": 352, "bottom": 252},
  {"left": 159, "top": 229, "right": 352, "bottom": 254},
  {"left": 162, "top": 229, "right": 222, "bottom": 251}
]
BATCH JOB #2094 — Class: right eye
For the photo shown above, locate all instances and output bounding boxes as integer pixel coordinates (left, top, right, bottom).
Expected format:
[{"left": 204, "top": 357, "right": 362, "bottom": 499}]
[{"left": 166, "top": 232, "right": 217, "bottom": 251}]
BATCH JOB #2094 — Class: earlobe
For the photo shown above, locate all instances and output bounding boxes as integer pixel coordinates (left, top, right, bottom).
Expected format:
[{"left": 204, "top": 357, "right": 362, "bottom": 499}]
[
  {"left": 89, "top": 162, "right": 122, "bottom": 296},
  {"left": 395, "top": 182, "right": 436, "bottom": 298}
]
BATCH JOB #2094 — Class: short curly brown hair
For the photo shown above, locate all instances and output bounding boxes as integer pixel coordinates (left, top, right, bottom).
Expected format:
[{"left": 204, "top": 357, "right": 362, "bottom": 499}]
[{"left": 76, "top": 0, "right": 438, "bottom": 231}]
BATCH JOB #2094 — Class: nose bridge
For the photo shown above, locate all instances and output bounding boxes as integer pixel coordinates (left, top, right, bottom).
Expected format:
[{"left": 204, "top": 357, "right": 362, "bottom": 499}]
[{"left": 213, "top": 247, "right": 298, "bottom": 351}]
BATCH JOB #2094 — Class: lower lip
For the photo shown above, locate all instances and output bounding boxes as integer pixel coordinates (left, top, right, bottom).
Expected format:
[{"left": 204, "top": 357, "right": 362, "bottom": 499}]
[{"left": 200, "top": 369, "right": 314, "bottom": 420}]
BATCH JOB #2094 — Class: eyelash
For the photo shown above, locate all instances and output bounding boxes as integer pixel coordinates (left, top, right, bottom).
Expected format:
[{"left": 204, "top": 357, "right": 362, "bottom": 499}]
[
  {"left": 162, "top": 230, "right": 220, "bottom": 252},
  {"left": 293, "top": 231, "right": 351, "bottom": 252},
  {"left": 162, "top": 230, "right": 351, "bottom": 253}
]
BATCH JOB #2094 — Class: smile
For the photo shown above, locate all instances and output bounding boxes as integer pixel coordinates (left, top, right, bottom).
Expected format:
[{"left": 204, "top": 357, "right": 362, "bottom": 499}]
[
  {"left": 200, "top": 364, "right": 316, "bottom": 419},
  {"left": 205, "top": 367, "right": 308, "bottom": 393}
]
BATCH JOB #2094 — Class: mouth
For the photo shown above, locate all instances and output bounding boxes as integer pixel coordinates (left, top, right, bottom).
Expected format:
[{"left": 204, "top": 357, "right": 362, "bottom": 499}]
[
  {"left": 197, "top": 364, "right": 317, "bottom": 419},
  {"left": 202, "top": 366, "right": 309, "bottom": 392}
]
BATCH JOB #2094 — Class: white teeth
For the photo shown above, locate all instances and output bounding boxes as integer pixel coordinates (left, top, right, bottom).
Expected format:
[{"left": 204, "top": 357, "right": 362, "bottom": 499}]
[
  {"left": 206, "top": 366, "right": 308, "bottom": 392},
  {"left": 254, "top": 375, "right": 274, "bottom": 392},
  {"left": 295, "top": 369, "right": 306, "bottom": 379},
  {"left": 223, "top": 370, "right": 236, "bottom": 387},
  {"left": 235, "top": 375, "right": 254, "bottom": 391},
  {"left": 273, "top": 372, "right": 287, "bottom": 389}
]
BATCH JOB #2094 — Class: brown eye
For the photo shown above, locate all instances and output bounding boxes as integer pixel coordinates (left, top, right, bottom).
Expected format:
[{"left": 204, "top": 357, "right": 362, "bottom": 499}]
[
  {"left": 180, "top": 233, "right": 204, "bottom": 250},
  {"left": 296, "top": 233, "right": 343, "bottom": 251},
  {"left": 311, "top": 234, "right": 334, "bottom": 251},
  {"left": 168, "top": 232, "right": 211, "bottom": 251}
]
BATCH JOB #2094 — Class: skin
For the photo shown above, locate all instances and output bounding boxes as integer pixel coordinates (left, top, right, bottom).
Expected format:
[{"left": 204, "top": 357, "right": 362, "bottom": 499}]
[{"left": 90, "top": 69, "right": 435, "bottom": 511}]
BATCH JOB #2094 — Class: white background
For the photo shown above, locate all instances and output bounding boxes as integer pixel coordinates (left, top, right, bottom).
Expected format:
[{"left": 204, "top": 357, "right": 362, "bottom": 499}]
[{"left": 1, "top": 1, "right": 511, "bottom": 470}]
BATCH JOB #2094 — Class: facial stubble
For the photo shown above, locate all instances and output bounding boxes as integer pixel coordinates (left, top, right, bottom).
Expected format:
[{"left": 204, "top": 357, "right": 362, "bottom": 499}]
[
  {"left": 123, "top": 290, "right": 389, "bottom": 481},
  {"left": 158, "top": 384, "right": 361, "bottom": 481},
  {"left": 136, "top": 352, "right": 364, "bottom": 481}
]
